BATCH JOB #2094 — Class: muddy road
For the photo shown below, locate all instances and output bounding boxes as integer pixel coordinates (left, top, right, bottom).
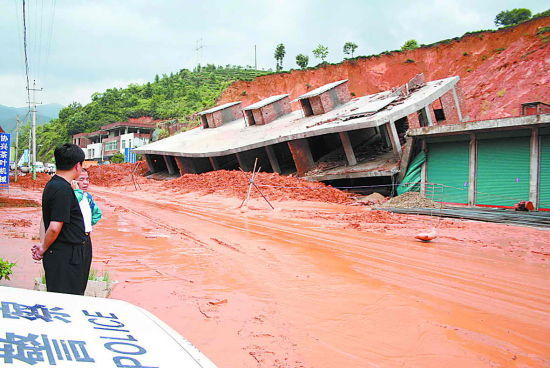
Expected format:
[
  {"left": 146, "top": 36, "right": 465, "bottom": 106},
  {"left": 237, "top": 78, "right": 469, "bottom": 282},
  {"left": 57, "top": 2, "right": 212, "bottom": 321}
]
[{"left": 1, "top": 184, "right": 549, "bottom": 367}]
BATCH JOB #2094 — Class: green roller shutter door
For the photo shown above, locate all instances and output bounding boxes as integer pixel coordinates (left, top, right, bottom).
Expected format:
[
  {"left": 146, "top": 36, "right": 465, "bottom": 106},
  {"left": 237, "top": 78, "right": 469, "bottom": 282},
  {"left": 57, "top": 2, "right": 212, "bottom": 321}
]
[
  {"left": 476, "top": 137, "right": 530, "bottom": 207},
  {"left": 539, "top": 135, "right": 550, "bottom": 210},
  {"left": 427, "top": 141, "right": 469, "bottom": 204}
]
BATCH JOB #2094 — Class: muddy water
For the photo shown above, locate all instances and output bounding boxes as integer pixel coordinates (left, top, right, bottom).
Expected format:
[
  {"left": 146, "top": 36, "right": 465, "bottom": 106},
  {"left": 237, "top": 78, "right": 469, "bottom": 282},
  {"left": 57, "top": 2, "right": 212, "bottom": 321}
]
[{"left": 2, "top": 185, "right": 549, "bottom": 367}]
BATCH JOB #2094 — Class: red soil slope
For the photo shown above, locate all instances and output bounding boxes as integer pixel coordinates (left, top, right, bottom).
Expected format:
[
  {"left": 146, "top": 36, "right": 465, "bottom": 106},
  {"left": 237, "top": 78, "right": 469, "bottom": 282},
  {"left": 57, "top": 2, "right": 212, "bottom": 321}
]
[{"left": 219, "top": 17, "right": 549, "bottom": 121}]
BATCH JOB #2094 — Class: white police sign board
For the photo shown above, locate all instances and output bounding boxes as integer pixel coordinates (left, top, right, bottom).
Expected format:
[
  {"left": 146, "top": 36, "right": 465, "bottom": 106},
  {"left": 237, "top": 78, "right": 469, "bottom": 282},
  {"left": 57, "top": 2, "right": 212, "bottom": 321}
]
[{"left": 0, "top": 286, "right": 217, "bottom": 368}]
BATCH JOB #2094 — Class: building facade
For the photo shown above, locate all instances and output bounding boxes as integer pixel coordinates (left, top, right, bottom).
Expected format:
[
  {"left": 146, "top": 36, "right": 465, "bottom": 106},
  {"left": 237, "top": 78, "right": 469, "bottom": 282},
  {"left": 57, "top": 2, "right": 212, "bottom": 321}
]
[{"left": 72, "top": 117, "right": 158, "bottom": 161}]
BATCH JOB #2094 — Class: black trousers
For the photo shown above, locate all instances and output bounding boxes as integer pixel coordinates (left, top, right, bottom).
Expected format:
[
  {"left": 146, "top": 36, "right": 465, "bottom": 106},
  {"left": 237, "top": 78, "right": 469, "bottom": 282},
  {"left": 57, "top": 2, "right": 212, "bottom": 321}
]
[{"left": 43, "top": 235, "right": 93, "bottom": 295}]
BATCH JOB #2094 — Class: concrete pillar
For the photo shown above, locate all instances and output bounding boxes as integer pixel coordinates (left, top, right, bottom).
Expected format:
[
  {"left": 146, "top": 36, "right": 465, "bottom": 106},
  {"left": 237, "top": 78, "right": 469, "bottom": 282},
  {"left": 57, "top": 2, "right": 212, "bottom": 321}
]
[
  {"left": 338, "top": 131, "right": 357, "bottom": 166},
  {"left": 144, "top": 154, "right": 156, "bottom": 173},
  {"left": 530, "top": 127, "right": 540, "bottom": 208},
  {"left": 265, "top": 146, "right": 281, "bottom": 173},
  {"left": 423, "top": 106, "right": 434, "bottom": 126},
  {"left": 427, "top": 105, "right": 438, "bottom": 125},
  {"left": 420, "top": 140, "right": 427, "bottom": 196},
  {"left": 209, "top": 157, "right": 220, "bottom": 171},
  {"left": 174, "top": 156, "right": 197, "bottom": 175},
  {"left": 236, "top": 152, "right": 253, "bottom": 171},
  {"left": 288, "top": 139, "right": 315, "bottom": 176},
  {"left": 397, "top": 137, "right": 413, "bottom": 182},
  {"left": 380, "top": 123, "right": 392, "bottom": 148},
  {"left": 385, "top": 121, "right": 402, "bottom": 158},
  {"left": 163, "top": 155, "right": 177, "bottom": 175},
  {"left": 468, "top": 134, "right": 477, "bottom": 206}
]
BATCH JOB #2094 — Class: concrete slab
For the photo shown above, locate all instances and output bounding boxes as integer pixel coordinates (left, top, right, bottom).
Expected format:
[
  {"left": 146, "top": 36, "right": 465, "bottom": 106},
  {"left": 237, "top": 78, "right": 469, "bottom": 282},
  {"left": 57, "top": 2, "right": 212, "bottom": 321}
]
[
  {"left": 304, "top": 151, "right": 399, "bottom": 181},
  {"left": 134, "top": 77, "right": 459, "bottom": 158},
  {"left": 408, "top": 114, "right": 550, "bottom": 137}
]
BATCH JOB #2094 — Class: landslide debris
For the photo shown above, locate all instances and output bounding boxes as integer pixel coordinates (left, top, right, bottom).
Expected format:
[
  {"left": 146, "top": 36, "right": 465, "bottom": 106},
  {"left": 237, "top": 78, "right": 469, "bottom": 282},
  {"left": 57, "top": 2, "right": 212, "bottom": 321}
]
[
  {"left": 87, "top": 162, "right": 148, "bottom": 187},
  {"left": 165, "top": 170, "right": 353, "bottom": 204},
  {"left": 10, "top": 173, "right": 51, "bottom": 189},
  {"left": 381, "top": 191, "right": 439, "bottom": 209}
]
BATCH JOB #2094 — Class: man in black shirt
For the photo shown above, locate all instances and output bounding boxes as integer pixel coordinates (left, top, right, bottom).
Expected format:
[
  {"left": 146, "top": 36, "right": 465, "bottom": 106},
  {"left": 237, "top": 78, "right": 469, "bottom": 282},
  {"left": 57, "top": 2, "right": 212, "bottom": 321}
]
[{"left": 32, "top": 143, "right": 90, "bottom": 295}]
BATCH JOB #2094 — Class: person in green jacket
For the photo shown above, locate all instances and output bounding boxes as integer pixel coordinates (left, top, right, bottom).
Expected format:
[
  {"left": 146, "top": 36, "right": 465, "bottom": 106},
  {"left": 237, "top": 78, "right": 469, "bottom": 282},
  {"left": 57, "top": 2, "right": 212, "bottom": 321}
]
[{"left": 72, "top": 168, "right": 102, "bottom": 228}]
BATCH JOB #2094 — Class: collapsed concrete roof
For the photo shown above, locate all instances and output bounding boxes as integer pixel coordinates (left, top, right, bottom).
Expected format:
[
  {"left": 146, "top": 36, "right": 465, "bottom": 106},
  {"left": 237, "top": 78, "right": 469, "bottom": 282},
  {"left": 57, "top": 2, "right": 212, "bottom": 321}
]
[{"left": 134, "top": 76, "right": 459, "bottom": 158}]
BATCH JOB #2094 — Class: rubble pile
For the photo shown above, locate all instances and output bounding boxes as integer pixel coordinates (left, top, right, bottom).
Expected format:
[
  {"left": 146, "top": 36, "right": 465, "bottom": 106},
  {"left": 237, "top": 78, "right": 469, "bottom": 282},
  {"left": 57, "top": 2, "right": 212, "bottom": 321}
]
[
  {"left": 165, "top": 170, "right": 353, "bottom": 204},
  {"left": 0, "top": 195, "right": 40, "bottom": 208},
  {"left": 87, "top": 162, "right": 148, "bottom": 187},
  {"left": 381, "top": 191, "right": 439, "bottom": 209},
  {"left": 10, "top": 173, "right": 51, "bottom": 189}
]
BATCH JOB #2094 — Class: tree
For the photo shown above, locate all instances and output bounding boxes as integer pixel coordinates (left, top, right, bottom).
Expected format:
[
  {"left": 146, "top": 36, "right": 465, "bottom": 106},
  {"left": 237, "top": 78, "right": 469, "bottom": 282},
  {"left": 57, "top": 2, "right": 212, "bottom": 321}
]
[
  {"left": 110, "top": 153, "right": 125, "bottom": 163},
  {"left": 274, "top": 43, "right": 286, "bottom": 72},
  {"left": 295, "top": 54, "right": 309, "bottom": 69},
  {"left": 494, "top": 8, "right": 532, "bottom": 27},
  {"left": 343, "top": 42, "right": 358, "bottom": 58},
  {"left": 312, "top": 44, "right": 329, "bottom": 62},
  {"left": 401, "top": 39, "right": 419, "bottom": 51}
]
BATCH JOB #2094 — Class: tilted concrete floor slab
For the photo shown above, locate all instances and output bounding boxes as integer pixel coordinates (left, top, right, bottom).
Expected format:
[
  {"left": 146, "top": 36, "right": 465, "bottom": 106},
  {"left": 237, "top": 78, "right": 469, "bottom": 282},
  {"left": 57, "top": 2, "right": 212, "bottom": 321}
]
[{"left": 134, "top": 77, "right": 459, "bottom": 158}]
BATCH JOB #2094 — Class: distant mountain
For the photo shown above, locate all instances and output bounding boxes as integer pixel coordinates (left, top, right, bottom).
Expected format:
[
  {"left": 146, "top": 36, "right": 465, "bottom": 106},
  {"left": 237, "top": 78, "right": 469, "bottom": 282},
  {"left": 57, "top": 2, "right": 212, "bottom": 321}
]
[{"left": 0, "top": 103, "right": 64, "bottom": 134}]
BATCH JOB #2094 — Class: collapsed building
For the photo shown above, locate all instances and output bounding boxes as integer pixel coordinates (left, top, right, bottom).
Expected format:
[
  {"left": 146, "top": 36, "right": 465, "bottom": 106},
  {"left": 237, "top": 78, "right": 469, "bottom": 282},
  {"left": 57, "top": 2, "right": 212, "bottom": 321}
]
[
  {"left": 134, "top": 74, "right": 461, "bottom": 181},
  {"left": 133, "top": 75, "right": 549, "bottom": 210}
]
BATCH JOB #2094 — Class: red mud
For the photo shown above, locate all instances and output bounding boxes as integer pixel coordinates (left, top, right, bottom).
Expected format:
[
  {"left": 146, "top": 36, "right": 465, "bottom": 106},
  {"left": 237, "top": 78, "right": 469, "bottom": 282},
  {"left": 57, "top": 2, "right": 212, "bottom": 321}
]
[
  {"left": 164, "top": 170, "right": 353, "bottom": 204},
  {"left": 86, "top": 161, "right": 148, "bottom": 186},
  {"left": 9, "top": 173, "right": 51, "bottom": 190},
  {"left": 0, "top": 195, "right": 40, "bottom": 208},
  {"left": 2, "top": 183, "right": 549, "bottom": 367},
  {"left": 219, "top": 17, "right": 549, "bottom": 121}
]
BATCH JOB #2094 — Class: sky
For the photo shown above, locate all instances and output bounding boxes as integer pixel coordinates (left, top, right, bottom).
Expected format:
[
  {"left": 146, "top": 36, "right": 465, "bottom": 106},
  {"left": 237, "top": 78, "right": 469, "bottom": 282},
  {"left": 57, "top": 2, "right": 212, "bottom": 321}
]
[{"left": 1, "top": 0, "right": 547, "bottom": 108}]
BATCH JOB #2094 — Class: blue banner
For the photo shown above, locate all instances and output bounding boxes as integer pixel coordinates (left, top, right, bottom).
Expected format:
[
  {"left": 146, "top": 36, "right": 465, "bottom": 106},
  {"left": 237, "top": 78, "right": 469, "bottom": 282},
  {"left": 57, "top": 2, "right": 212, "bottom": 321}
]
[
  {"left": 124, "top": 147, "right": 136, "bottom": 163},
  {"left": 0, "top": 133, "right": 10, "bottom": 189}
]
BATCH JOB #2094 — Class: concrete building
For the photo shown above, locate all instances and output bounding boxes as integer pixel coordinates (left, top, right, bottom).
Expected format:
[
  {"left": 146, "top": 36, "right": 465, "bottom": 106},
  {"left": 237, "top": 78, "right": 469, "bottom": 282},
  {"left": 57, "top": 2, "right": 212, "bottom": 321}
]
[
  {"left": 73, "top": 117, "right": 158, "bottom": 161},
  {"left": 134, "top": 74, "right": 464, "bottom": 184},
  {"left": 406, "top": 113, "right": 550, "bottom": 210}
]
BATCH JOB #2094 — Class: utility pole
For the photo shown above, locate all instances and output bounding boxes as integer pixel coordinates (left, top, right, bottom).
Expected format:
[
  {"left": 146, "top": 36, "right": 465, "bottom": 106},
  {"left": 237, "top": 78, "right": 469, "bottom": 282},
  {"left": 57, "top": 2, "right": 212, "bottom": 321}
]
[
  {"left": 254, "top": 45, "right": 257, "bottom": 70},
  {"left": 27, "top": 80, "right": 42, "bottom": 180},
  {"left": 15, "top": 116, "right": 20, "bottom": 183},
  {"left": 195, "top": 38, "right": 204, "bottom": 69}
]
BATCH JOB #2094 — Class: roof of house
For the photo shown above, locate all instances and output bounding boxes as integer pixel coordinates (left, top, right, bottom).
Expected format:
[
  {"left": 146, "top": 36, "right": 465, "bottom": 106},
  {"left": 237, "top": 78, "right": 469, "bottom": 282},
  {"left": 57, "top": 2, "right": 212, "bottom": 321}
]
[
  {"left": 133, "top": 76, "right": 459, "bottom": 158},
  {"left": 198, "top": 101, "right": 241, "bottom": 115},
  {"left": 242, "top": 94, "right": 289, "bottom": 111},
  {"left": 296, "top": 80, "right": 348, "bottom": 100},
  {"left": 408, "top": 114, "right": 550, "bottom": 137}
]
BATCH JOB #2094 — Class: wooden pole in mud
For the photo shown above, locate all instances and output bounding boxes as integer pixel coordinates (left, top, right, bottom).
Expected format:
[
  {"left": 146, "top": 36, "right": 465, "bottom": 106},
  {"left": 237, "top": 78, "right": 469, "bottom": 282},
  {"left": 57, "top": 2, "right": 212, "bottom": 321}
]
[{"left": 239, "top": 158, "right": 274, "bottom": 210}]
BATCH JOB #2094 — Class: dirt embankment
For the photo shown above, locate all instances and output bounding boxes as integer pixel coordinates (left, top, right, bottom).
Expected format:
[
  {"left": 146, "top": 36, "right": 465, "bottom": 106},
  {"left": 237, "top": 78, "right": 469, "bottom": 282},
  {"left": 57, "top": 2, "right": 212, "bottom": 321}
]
[{"left": 219, "top": 17, "right": 549, "bottom": 121}]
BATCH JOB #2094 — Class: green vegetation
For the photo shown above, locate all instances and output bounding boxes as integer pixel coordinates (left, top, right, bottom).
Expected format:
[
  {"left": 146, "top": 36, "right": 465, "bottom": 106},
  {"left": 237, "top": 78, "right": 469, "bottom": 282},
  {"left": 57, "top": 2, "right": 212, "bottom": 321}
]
[
  {"left": 274, "top": 43, "right": 286, "bottom": 72},
  {"left": 110, "top": 153, "right": 124, "bottom": 163},
  {"left": 295, "top": 54, "right": 309, "bottom": 69},
  {"left": 343, "top": 42, "right": 358, "bottom": 58},
  {"left": 312, "top": 44, "right": 329, "bottom": 62},
  {"left": 405, "top": 59, "right": 415, "bottom": 63},
  {"left": 495, "top": 8, "right": 532, "bottom": 27},
  {"left": 40, "top": 268, "right": 111, "bottom": 284},
  {"left": 88, "top": 268, "right": 111, "bottom": 282},
  {"left": 401, "top": 39, "right": 419, "bottom": 51},
  {"left": 22, "top": 65, "right": 271, "bottom": 161},
  {"left": 0, "top": 258, "right": 16, "bottom": 280}
]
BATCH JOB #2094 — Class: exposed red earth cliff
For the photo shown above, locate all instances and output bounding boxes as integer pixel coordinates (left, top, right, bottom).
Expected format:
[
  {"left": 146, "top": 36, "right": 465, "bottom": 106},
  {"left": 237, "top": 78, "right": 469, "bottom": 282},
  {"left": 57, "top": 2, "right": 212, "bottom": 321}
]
[{"left": 219, "top": 17, "right": 549, "bottom": 121}]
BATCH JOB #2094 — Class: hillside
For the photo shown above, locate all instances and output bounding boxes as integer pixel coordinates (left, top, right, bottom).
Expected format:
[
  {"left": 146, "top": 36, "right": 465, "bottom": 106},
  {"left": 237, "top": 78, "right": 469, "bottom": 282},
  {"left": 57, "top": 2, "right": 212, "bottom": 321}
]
[
  {"left": 218, "top": 17, "right": 549, "bottom": 121},
  {"left": 23, "top": 66, "right": 271, "bottom": 161},
  {"left": 0, "top": 103, "right": 63, "bottom": 134}
]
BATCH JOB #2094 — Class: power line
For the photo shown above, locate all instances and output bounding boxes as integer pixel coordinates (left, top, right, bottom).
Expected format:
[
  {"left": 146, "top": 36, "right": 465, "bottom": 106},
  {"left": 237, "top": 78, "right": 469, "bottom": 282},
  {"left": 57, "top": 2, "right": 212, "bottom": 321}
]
[{"left": 22, "top": 0, "right": 31, "bottom": 111}]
